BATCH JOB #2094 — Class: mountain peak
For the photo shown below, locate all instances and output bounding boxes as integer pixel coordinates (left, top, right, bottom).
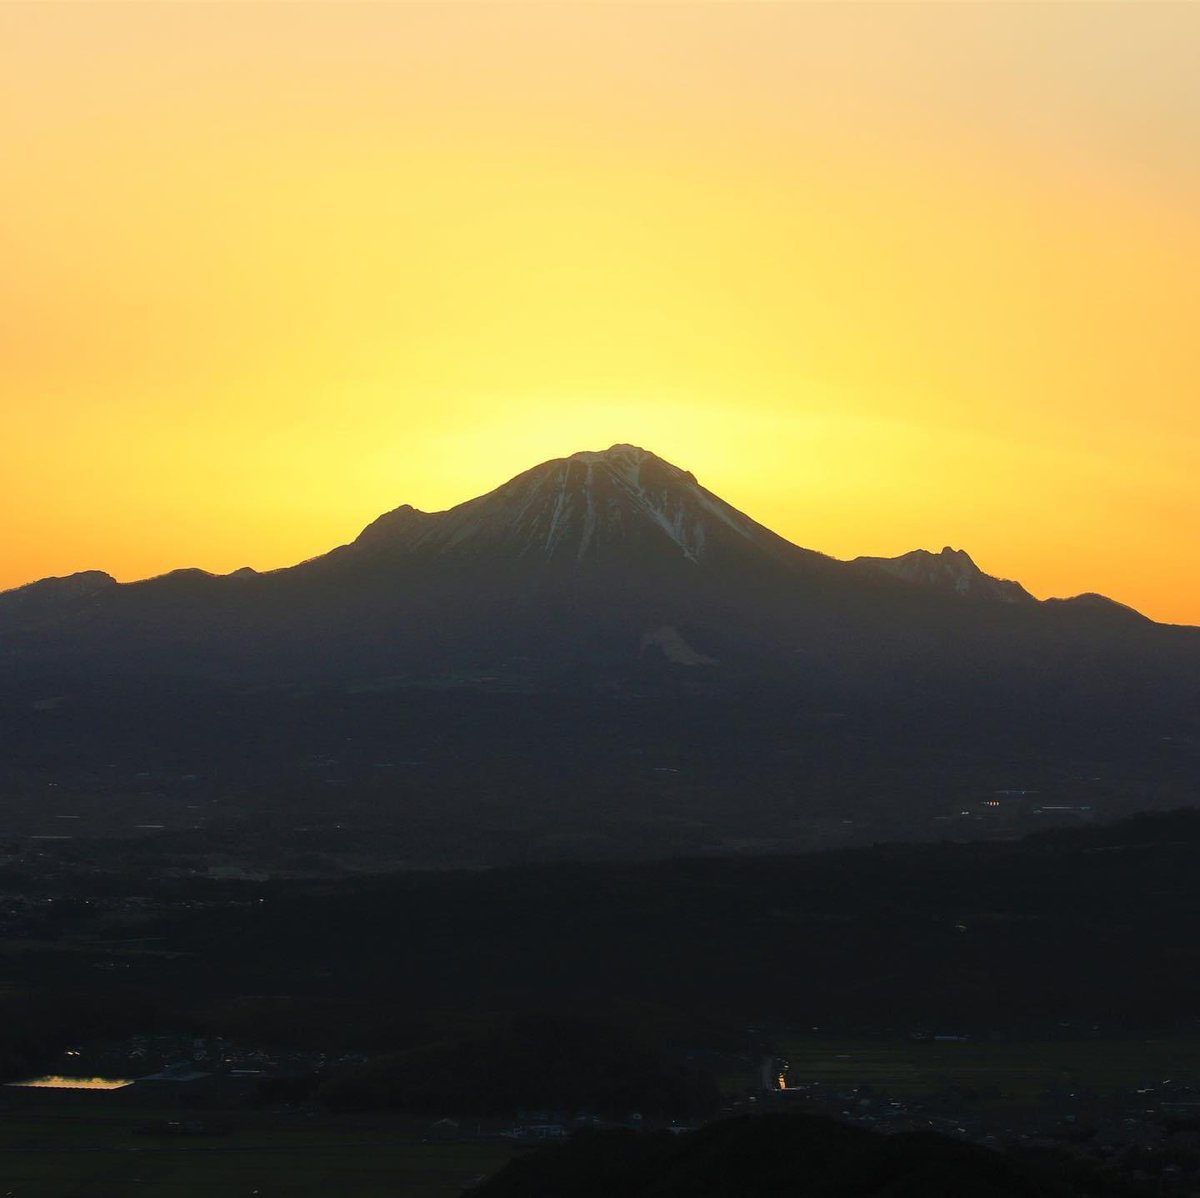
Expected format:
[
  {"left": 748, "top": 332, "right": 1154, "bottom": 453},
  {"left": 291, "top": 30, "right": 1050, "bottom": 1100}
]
[
  {"left": 568, "top": 442, "right": 651, "bottom": 462},
  {"left": 0, "top": 569, "right": 118, "bottom": 631},
  {"left": 565, "top": 444, "right": 697, "bottom": 486},
  {"left": 852, "top": 546, "right": 1035, "bottom": 604},
  {"left": 0, "top": 569, "right": 116, "bottom": 601},
  {"left": 346, "top": 444, "right": 812, "bottom": 572}
]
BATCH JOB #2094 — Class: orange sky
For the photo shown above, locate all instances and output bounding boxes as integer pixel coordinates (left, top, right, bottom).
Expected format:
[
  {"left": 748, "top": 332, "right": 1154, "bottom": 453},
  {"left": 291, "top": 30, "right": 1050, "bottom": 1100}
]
[{"left": 3, "top": 3, "right": 1198, "bottom": 624}]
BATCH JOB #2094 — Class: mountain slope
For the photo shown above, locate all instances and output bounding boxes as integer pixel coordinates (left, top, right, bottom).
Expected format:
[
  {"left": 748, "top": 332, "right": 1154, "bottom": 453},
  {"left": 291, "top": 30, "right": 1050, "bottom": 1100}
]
[
  {"left": 0, "top": 444, "right": 1195, "bottom": 695},
  {"left": 0, "top": 570, "right": 117, "bottom": 631},
  {"left": 851, "top": 546, "right": 1035, "bottom": 604},
  {"left": 0, "top": 446, "right": 1197, "bottom": 863},
  {"left": 349, "top": 445, "right": 824, "bottom": 572}
]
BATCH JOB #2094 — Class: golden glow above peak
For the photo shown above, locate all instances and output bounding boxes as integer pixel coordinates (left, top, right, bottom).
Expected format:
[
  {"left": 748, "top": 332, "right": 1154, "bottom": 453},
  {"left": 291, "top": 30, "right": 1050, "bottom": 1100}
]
[{"left": 2, "top": 3, "right": 1197, "bottom": 623}]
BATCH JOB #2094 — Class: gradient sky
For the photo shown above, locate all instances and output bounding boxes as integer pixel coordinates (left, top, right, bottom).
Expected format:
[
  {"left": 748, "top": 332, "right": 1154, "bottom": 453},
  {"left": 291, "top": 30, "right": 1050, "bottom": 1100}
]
[{"left": 3, "top": 2, "right": 1198, "bottom": 623}]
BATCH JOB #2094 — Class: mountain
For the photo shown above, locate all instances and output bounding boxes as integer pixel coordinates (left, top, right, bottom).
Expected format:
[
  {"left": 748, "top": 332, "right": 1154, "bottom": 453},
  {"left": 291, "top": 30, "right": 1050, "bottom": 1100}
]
[
  {"left": 348, "top": 444, "right": 822, "bottom": 571},
  {"left": 0, "top": 444, "right": 1197, "bottom": 865},
  {"left": 0, "top": 444, "right": 1192, "bottom": 685}
]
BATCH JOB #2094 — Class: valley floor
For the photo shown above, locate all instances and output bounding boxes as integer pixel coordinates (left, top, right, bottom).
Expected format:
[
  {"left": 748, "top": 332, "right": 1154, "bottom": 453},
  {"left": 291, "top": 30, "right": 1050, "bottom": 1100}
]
[{"left": 0, "top": 1104, "right": 515, "bottom": 1198}]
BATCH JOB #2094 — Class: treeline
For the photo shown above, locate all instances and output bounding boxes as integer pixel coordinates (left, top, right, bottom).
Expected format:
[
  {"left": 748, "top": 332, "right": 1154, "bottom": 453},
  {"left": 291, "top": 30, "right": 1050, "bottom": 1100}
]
[
  {"left": 130, "top": 808, "right": 1200, "bottom": 1034},
  {"left": 6, "top": 809, "right": 1200, "bottom": 1096},
  {"left": 317, "top": 1013, "right": 721, "bottom": 1117}
]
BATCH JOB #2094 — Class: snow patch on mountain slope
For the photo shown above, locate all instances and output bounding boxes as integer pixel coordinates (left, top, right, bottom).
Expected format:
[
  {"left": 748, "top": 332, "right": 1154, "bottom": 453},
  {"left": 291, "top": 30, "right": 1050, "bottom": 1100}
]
[{"left": 639, "top": 625, "right": 717, "bottom": 666}]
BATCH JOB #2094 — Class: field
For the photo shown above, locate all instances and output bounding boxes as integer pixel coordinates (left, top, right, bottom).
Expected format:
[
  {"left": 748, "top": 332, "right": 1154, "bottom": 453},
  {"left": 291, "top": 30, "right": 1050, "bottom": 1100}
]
[
  {"left": 778, "top": 1035, "right": 1200, "bottom": 1102},
  {"left": 0, "top": 1104, "right": 515, "bottom": 1197}
]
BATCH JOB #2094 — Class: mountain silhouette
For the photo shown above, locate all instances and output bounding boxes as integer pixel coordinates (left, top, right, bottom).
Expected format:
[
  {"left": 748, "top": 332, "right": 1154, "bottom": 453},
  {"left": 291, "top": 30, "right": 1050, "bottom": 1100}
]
[
  {"left": 0, "top": 443, "right": 1194, "bottom": 691},
  {"left": 1, "top": 445, "right": 1197, "bottom": 863}
]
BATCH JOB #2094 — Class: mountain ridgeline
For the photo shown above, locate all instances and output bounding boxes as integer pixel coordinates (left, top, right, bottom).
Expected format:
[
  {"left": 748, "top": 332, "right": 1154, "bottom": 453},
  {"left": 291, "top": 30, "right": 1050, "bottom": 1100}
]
[
  {"left": 0, "top": 444, "right": 1187, "bottom": 682},
  {"left": 0, "top": 444, "right": 1196, "bottom": 865}
]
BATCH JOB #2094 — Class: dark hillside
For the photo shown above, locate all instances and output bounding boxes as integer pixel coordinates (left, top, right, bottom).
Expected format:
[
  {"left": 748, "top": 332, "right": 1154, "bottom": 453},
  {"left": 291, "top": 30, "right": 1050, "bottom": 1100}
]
[{"left": 470, "top": 1113, "right": 1113, "bottom": 1197}]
